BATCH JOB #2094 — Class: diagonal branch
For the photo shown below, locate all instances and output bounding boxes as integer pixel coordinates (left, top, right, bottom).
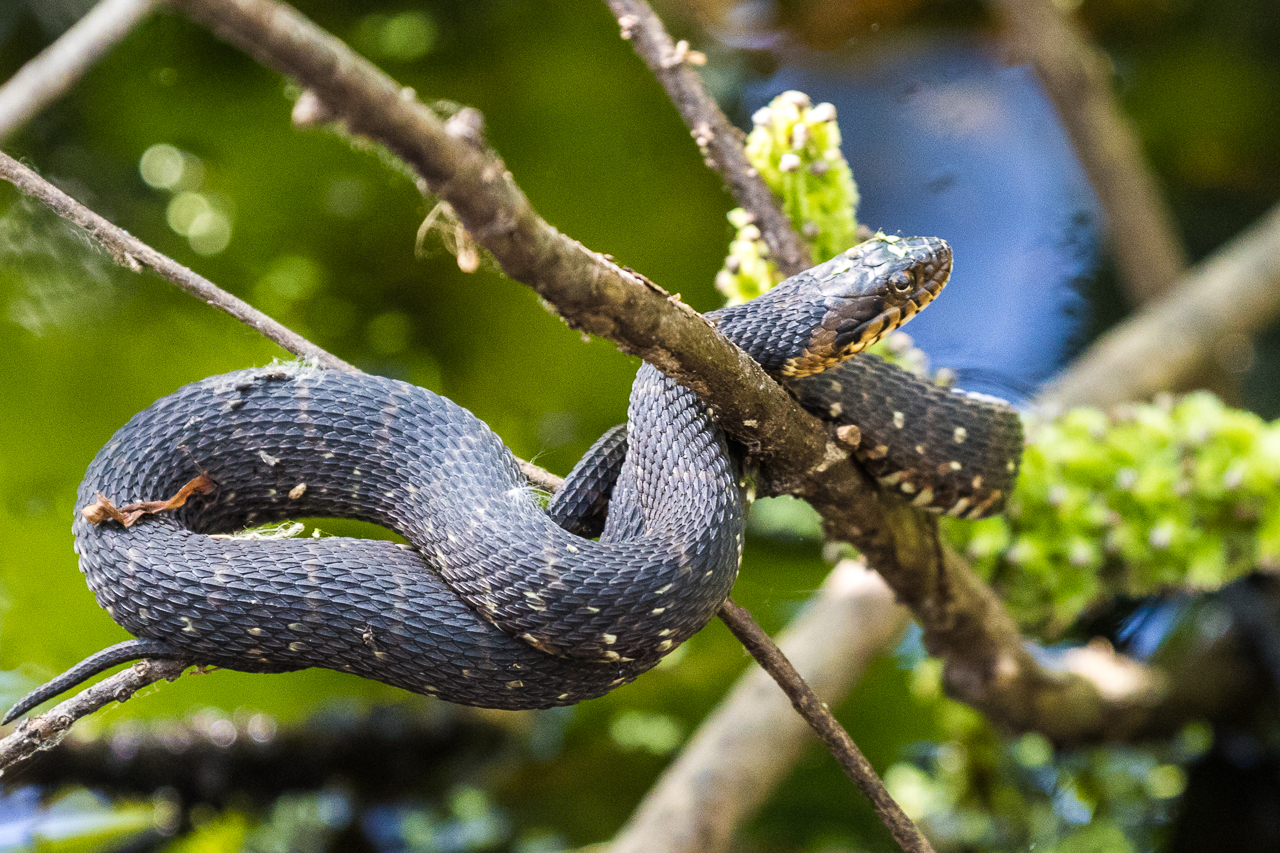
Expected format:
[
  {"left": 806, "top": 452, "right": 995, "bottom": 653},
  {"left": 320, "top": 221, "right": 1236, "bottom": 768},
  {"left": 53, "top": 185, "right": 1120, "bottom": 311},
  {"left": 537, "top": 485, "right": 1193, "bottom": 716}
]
[
  {"left": 0, "top": 151, "right": 565, "bottom": 494},
  {"left": 1040, "top": 201, "right": 1280, "bottom": 410},
  {"left": 717, "top": 597, "right": 933, "bottom": 853},
  {"left": 0, "top": 0, "right": 163, "bottom": 141},
  {"left": 0, "top": 151, "right": 352, "bottom": 371},
  {"left": 613, "top": 564, "right": 911, "bottom": 853},
  {"left": 602, "top": 0, "right": 811, "bottom": 277}
]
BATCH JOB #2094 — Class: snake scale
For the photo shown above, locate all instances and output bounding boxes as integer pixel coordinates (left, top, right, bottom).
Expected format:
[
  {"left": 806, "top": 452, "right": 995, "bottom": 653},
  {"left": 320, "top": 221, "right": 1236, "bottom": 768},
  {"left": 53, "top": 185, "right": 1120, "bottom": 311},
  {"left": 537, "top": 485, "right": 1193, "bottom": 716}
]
[{"left": 5, "top": 236, "right": 1022, "bottom": 722}]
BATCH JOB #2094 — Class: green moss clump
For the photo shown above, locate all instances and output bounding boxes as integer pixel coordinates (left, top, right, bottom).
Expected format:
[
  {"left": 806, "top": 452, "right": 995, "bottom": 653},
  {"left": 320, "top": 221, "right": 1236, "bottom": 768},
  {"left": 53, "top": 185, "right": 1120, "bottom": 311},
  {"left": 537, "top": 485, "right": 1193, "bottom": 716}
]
[{"left": 716, "top": 90, "right": 860, "bottom": 304}]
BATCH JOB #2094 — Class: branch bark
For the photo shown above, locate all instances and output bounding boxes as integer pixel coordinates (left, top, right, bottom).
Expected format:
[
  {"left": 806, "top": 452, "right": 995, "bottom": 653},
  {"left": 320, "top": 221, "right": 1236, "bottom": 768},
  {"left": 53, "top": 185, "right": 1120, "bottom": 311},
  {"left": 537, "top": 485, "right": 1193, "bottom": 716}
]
[
  {"left": 718, "top": 593, "right": 929, "bottom": 853},
  {"left": 0, "top": 0, "right": 162, "bottom": 142},
  {"left": 602, "top": 0, "right": 811, "bottom": 277},
  {"left": 0, "top": 660, "right": 187, "bottom": 774},
  {"left": 612, "top": 563, "right": 910, "bottom": 853},
  {"left": 989, "top": 0, "right": 1188, "bottom": 304},
  {"left": 0, "top": 151, "right": 566, "bottom": 494},
  {"left": 0, "top": 150, "right": 353, "bottom": 371}
]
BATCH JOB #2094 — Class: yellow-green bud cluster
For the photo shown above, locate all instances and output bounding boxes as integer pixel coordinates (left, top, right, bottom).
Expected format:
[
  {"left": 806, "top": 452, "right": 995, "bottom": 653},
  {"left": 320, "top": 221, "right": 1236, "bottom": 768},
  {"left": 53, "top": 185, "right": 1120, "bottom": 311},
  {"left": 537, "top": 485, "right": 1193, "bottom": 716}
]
[
  {"left": 716, "top": 90, "right": 860, "bottom": 305},
  {"left": 945, "top": 392, "right": 1280, "bottom": 635}
]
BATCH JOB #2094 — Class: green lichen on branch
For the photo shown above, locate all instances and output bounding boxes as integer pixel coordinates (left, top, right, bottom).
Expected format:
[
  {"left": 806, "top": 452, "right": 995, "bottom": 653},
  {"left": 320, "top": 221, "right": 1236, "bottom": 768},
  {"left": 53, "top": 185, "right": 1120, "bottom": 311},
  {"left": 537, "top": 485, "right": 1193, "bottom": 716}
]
[
  {"left": 946, "top": 393, "right": 1280, "bottom": 635},
  {"left": 716, "top": 90, "right": 859, "bottom": 305}
]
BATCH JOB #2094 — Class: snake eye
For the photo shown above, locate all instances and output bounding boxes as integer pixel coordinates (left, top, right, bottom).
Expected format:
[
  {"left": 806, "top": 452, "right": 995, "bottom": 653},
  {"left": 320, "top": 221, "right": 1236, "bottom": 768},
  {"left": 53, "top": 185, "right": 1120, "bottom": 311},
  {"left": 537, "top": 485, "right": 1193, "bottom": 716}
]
[{"left": 888, "top": 270, "right": 916, "bottom": 296}]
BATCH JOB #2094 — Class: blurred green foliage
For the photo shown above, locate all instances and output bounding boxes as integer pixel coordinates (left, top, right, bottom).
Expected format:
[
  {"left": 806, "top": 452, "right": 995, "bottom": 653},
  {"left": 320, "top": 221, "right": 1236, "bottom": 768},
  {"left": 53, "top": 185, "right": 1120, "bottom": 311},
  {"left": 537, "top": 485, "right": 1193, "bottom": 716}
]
[{"left": 949, "top": 394, "right": 1280, "bottom": 636}]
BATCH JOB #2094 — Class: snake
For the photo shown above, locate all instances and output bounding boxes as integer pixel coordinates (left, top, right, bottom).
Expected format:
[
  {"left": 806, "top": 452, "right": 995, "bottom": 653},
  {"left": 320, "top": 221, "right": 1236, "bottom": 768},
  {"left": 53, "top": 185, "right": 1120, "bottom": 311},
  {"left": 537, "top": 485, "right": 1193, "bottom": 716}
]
[{"left": 4, "top": 235, "right": 1022, "bottom": 723}]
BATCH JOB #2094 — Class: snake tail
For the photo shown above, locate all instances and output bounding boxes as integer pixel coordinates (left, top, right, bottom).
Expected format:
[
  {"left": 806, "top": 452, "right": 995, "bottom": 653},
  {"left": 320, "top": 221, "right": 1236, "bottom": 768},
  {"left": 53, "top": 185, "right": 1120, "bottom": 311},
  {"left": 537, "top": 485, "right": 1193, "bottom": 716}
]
[{"left": 2, "top": 638, "right": 187, "bottom": 724}]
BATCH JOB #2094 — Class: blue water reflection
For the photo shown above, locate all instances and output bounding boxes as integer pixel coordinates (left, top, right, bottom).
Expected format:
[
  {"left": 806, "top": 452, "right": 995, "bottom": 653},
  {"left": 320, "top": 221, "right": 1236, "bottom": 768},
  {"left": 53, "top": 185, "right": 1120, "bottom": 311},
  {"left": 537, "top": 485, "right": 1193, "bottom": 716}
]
[{"left": 745, "top": 33, "right": 1103, "bottom": 402}]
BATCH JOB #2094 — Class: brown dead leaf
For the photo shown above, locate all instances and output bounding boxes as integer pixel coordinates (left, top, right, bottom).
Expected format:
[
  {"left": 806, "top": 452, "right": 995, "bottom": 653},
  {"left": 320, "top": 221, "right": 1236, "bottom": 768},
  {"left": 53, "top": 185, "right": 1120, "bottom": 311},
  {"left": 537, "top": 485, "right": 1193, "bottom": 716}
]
[{"left": 81, "top": 474, "right": 216, "bottom": 528}]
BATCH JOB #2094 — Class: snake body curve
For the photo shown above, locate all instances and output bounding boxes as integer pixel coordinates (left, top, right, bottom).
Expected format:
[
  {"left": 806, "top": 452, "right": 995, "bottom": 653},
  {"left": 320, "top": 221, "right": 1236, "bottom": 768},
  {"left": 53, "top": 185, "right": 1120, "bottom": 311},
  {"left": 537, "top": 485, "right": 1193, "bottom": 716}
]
[{"left": 6, "top": 236, "right": 1022, "bottom": 721}]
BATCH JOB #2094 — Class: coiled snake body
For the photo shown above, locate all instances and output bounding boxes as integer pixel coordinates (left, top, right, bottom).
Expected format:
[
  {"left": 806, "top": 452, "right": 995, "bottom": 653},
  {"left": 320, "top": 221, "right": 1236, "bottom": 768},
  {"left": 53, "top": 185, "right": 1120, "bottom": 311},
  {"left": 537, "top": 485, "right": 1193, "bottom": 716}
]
[{"left": 5, "top": 236, "right": 1022, "bottom": 721}]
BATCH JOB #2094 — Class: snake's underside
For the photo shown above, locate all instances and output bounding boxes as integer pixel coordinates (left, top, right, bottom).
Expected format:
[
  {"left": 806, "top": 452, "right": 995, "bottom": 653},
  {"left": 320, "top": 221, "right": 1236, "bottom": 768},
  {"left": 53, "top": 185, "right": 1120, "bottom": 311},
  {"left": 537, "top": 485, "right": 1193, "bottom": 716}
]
[{"left": 6, "top": 236, "right": 1023, "bottom": 721}]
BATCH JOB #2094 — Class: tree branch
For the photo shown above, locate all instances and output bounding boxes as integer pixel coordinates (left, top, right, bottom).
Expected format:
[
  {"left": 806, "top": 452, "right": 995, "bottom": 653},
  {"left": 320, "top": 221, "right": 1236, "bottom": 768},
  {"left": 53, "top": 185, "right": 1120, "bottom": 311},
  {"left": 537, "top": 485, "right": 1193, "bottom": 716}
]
[
  {"left": 602, "top": 0, "right": 810, "bottom": 277},
  {"left": 0, "top": 0, "right": 162, "bottom": 142},
  {"left": 0, "top": 150, "right": 354, "bottom": 371},
  {"left": 0, "top": 150, "right": 566, "bottom": 494},
  {"left": 989, "top": 0, "right": 1188, "bottom": 304},
  {"left": 1040, "top": 201, "right": 1280, "bottom": 410},
  {"left": 719, "top": 595, "right": 933, "bottom": 853},
  {"left": 0, "top": 660, "right": 187, "bottom": 774}
]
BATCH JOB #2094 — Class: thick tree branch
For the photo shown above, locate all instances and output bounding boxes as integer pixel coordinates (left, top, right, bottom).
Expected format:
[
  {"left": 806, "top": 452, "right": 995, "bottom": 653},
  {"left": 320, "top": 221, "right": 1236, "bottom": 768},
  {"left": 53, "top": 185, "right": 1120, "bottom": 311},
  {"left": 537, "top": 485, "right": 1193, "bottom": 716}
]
[
  {"left": 0, "top": 0, "right": 162, "bottom": 141},
  {"left": 989, "top": 0, "right": 1188, "bottom": 304},
  {"left": 602, "top": 0, "right": 810, "bottom": 277},
  {"left": 1041, "top": 201, "right": 1280, "bottom": 410},
  {"left": 168, "top": 0, "right": 821, "bottom": 470}
]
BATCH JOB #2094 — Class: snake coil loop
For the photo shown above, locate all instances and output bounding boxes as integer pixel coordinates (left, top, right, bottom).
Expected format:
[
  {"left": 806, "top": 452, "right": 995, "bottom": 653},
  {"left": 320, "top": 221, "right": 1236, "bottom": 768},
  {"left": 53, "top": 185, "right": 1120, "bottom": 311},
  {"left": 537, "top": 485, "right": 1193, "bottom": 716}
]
[{"left": 5, "top": 236, "right": 1022, "bottom": 723}]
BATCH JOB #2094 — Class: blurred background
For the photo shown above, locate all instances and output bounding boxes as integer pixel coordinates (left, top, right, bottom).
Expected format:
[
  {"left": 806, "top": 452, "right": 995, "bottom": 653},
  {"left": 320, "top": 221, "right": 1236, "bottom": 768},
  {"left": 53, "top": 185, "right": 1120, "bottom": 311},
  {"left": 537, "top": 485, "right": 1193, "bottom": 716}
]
[{"left": 1, "top": 0, "right": 1279, "bottom": 850}]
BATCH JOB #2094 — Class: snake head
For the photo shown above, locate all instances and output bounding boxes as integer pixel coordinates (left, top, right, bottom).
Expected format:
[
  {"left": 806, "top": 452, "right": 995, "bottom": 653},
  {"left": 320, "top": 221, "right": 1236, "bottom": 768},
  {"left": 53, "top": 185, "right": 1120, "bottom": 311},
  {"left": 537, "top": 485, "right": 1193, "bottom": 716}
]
[
  {"left": 781, "top": 235, "right": 952, "bottom": 377},
  {"left": 706, "top": 235, "right": 952, "bottom": 377}
]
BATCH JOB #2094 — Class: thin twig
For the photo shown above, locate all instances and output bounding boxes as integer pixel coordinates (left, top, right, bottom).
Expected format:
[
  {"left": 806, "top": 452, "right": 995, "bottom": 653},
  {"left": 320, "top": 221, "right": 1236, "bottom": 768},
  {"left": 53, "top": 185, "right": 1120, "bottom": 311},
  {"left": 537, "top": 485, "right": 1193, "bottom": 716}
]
[
  {"left": 1040, "top": 201, "right": 1280, "bottom": 410},
  {"left": 602, "top": 0, "right": 810, "bottom": 277},
  {"left": 0, "top": 150, "right": 569, "bottom": 495},
  {"left": 717, "top": 597, "right": 935, "bottom": 853},
  {"left": 0, "top": 150, "right": 354, "bottom": 370},
  {"left": 988, "top": 0, "right": 1188, "bottom": 304},
  {"left": 0, "top": 0, "right": 163, "bottom": 141},
  {"left": 612, "top": 563, "right": 911, "bottom": 853},
  {"left": 0, "top": 660, "right": 187, "bottom": 774}
]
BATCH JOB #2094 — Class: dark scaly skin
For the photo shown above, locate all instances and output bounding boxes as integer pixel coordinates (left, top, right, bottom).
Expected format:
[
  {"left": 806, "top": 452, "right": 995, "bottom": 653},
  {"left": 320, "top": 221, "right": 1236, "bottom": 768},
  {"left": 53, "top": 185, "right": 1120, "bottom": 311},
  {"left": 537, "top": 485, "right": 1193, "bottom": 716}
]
[
  {"left": 791, "top": 356, "right": 1023, "bottom": 516},
  {"left": 5, "top": 236, "right": 1020, "bottom": 722}
]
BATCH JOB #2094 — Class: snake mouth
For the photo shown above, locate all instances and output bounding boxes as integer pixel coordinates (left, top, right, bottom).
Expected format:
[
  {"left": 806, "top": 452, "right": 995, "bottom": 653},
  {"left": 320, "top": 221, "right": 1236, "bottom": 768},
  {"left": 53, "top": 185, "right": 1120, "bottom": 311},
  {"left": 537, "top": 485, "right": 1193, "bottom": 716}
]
[{"left": 782, "top": 235, "right": 952, "bottom": 377}]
